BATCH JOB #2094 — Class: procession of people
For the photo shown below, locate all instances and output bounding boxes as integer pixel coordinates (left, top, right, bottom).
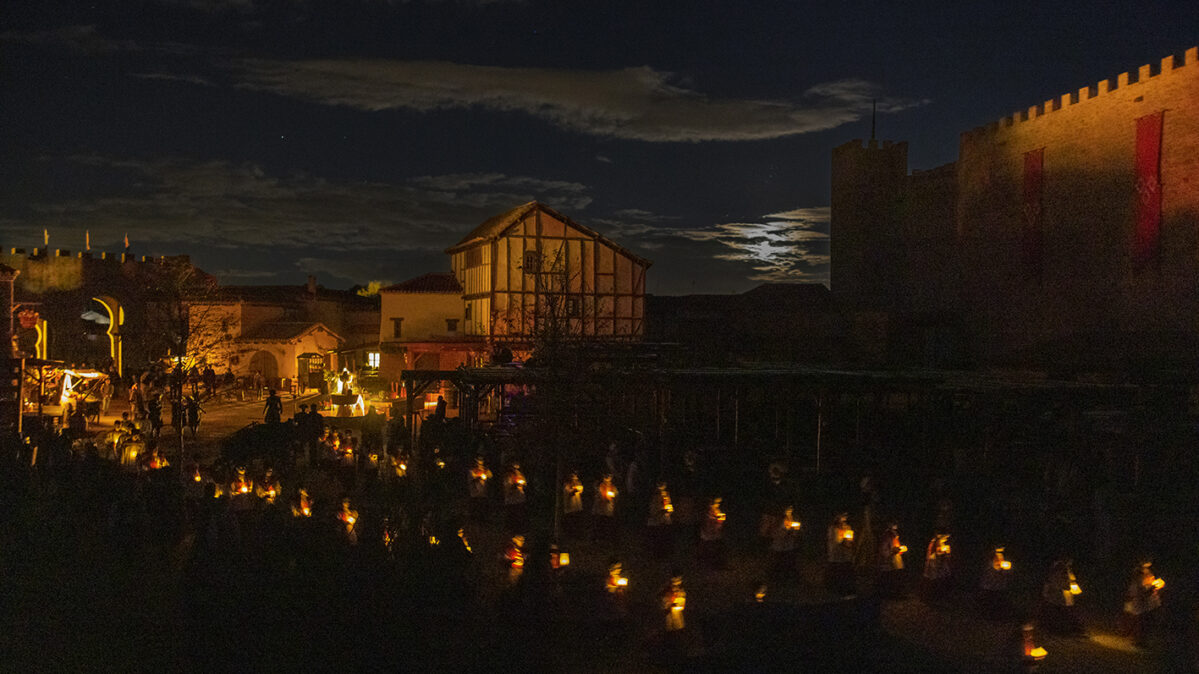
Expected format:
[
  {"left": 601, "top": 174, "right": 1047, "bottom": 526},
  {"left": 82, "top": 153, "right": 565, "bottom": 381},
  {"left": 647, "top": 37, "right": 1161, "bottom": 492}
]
[{"left": 2, "top": 384, "right": 1194, "bottom": 671}]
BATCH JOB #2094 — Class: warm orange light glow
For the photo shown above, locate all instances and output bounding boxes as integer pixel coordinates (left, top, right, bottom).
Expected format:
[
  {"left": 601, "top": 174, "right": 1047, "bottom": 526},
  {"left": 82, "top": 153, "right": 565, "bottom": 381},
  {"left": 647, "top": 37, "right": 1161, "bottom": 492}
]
[
  {"left": 1030, "top": 647, "right": 1047, "bottom": 660},
  {"left": 899, "top": 545, "right": 908, "bottom": 554},
  {"left": 558, "top": 553, "right": 570, "bottom": 566},
  {"left": 1069, "top": 583, "right": 1081, "bottom": 595},
  {"left": 789, "top": 521, "right": 801, "bottom": 530},
  {"left": 193, "top": 473, "right": 202, "bottom": 483},
  {"left": 606, "top": 490, "right": 616, "bottom": 498},
  {"left": 843, "top": 530, "right": 854, "bottom": 541},
  {"left": 1152, "top": 578, "right": 1165, "bottom": 590},
  {"left": 616, "top": 577, "right": 628, "bottom": 586},
  {"left": 1000, "top": 560, "right": 1012, "bottom": 570}
]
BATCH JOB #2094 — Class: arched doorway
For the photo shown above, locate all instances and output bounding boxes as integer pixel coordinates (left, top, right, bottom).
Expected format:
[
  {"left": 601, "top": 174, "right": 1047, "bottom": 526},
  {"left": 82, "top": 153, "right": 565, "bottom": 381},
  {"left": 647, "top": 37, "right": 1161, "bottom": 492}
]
[{"left": 249, "top": 350, "right": 279, "bottom": 384}]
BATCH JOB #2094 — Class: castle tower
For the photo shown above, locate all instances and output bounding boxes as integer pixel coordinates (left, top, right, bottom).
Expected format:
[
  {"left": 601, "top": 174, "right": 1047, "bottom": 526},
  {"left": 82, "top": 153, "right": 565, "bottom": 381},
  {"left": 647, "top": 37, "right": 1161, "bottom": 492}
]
[{"left": 830, "top": 139, "right": 908, "bottom": 309}]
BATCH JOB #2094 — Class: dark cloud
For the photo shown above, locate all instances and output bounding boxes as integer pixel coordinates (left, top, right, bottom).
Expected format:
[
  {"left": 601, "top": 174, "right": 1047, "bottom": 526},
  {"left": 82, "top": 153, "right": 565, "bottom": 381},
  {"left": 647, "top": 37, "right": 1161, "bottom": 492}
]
[
  {"left": 0, "top": 155, "right": 595, "bottom": 284},
  {"left": 234, "top": 59, "right": 926, "bottom": 142},
  {"left": 0, "top": 25, "right": 137, "bottom": 54}
]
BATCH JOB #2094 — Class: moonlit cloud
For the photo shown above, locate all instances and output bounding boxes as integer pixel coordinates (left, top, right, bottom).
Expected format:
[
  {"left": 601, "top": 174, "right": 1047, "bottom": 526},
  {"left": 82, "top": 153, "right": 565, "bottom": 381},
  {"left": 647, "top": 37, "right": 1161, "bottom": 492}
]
[
  {"left": 600, "top": 206, "right": 830, "bottom": 286},
  {"left": 234, "top": 60, "right": 924, "bottom": 142}
]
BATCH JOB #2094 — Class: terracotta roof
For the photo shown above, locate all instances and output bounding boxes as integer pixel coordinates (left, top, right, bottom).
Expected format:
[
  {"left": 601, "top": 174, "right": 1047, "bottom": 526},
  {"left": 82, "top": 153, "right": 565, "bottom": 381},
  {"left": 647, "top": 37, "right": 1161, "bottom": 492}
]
[
  {"left": 237, "top": 321, "right": 344, "bottom": 344},
  {"left": 445, "top": 201, "right": 652, "bottom": 268},
  {"left": 380, "top": 272, "right": 462, "bottom": 294}
]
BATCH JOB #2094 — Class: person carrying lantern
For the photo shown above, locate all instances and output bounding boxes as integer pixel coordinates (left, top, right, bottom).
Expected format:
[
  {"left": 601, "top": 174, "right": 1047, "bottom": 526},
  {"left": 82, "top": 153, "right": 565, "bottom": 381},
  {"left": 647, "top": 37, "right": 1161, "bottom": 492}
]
[
  {"left": 647, "top": 481, "right": 675, "bottom": 558},
  {"left": 769, "top": 505, "right": 801, "bottom": 576},
  {"left": 593, "top": 473, "right": 618, "bottom": 541},
  {"left": 230, "top": 466, "right": 255, "bottom": 512},
  {"left": 922, "top": 532, "right": 952, "bottom": 599},
  {"left": 468, "top": 456, "right": 492, "bottom": 522},
  {"left": 503, "top": 463, "right": 528, "bottom": 532},
  {"left": 1041, "top": 558, "right": 1085, "bottom": 636},
  {"left": 826, "top": 512, "right": 856, "bottom": 596},
  {"left": 698, "top": 497, "right": 727, "bottom": 567},
  {"left": 1123, "top": 558, "right": 1164, "bottom": 648},
  {"left": 1014, "top": 621, "right": 1048, "bottom": 672},
  {"left": 256, "top": 467, "right": 281, "bottom": 505},
  {"left": 338, "top": 497, "right": 359, "bottom": 546},
  {"left": 980, "top": 545, "right": 1014, "bottom": 617},
  {"left": 606, "top": 558, "right": 629, "bottom": 596},
  {"left": 661, "top": 571, "right": 686, "bottom": 632},
  {"left": 876, "top": 522, "right": 908, "bottom": 598},
  {"left": 504, "top": 534, "right": 525, "bottom": 584},
  {"left": 291, "top": 488, "right": 313, "bottom": 518},
  {"left": 562, "top": 472, "right": 584, "bottom": 538}
]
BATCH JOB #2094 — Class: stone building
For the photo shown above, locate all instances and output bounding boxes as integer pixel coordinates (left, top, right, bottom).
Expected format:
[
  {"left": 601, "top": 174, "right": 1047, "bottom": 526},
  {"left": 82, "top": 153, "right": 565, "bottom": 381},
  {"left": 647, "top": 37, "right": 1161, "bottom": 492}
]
[{"left": 831, "top": 46, "right": 1199, "bottom": 370}]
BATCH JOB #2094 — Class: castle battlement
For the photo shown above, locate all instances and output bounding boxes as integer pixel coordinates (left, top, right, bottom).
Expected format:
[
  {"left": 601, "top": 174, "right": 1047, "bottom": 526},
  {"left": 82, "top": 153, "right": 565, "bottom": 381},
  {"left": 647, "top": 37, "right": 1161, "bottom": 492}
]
[{"left": 960, "top": 45, "right": 1198, "bottom": 144}]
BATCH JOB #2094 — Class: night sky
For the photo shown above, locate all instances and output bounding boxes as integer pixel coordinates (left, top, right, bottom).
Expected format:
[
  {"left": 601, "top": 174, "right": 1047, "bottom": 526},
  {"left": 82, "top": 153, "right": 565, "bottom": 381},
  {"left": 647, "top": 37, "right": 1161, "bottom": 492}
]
[{"left": 2, "top": 1, "right": 1196, "bottom": 295}]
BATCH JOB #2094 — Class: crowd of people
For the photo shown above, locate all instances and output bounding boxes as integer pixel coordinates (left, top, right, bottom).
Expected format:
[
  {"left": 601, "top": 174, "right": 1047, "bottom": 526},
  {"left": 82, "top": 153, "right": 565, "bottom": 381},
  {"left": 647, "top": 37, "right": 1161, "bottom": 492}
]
[{"left": 2, "top": 393, "right": 1193, "bottom": 670}]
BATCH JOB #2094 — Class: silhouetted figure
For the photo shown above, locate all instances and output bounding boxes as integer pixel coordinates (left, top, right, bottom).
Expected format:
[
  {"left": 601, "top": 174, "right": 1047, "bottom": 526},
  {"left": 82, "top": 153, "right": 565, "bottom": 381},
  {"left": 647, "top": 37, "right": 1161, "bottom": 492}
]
[{"left": 263, "top": 389, "right": 283, "bottom": 424}]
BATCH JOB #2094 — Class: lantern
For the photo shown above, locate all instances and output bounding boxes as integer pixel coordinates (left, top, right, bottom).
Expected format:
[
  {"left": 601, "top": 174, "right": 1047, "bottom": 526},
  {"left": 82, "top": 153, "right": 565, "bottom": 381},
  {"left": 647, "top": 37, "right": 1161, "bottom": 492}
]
[
  {"left": 1069, "top": 582, "right": 1081, "bottom": 595},
  {"left": 1152, "top": 577, "right": 1165, "bottom": 590},
  {"left": 843, "top": 529, "right": 854, "bottom": 542},
  {"left": 1029, "top": 647, "right": 1047, "bottom": 660},
  {"left": 1000, "top": 560, "right": 1012, "bottom": 570}
]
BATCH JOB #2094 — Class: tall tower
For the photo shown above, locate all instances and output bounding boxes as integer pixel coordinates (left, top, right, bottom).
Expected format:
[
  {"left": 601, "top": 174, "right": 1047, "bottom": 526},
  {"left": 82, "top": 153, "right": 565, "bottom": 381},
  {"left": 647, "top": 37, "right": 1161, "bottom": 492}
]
[{"left": 830, "top": 139, "right": 908, "bottom": 309}]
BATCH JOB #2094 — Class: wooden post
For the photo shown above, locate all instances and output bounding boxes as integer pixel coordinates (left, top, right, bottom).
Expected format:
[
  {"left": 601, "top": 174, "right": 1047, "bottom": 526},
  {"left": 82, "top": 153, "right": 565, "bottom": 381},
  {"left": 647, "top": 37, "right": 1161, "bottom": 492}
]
[
  {"left": 815, "top": 391, "right": 823, "bottom": 474},
  {"left": 733, "top": 388, "right": 740, "bottom": 450},
  {"left": 715, "top": 388, "right": 721, "bottom": 443}
]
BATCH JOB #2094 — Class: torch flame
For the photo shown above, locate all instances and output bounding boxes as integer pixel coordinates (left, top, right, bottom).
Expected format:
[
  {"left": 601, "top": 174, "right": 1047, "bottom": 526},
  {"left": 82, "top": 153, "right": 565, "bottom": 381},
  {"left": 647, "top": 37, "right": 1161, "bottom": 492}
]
[{"left": 1152, "top": 578, "right": 1165, "bottom": 590}]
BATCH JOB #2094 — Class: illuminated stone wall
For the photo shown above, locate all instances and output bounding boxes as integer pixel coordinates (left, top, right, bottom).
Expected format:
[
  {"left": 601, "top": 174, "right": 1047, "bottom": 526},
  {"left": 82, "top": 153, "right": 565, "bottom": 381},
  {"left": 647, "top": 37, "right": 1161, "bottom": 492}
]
[{"left": 831, "top": 46, "right": 1199, "bottom": 368}]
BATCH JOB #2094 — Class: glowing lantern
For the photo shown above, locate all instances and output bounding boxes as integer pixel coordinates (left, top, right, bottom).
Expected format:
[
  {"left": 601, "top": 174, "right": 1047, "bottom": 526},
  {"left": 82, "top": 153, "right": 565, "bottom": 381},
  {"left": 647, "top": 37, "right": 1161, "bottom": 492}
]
[
  {"left": 616, "top": 577, "right": 628, "bottom": 587},
  {"left": 843, "top": 530, "right": 854, "bottom": 542},
  {"left": 1152, "top": 577, "right": 1165, "bottom": 590},
  {"left": 606, "top": 490, "right": 616, "bottom": 498},
  {"left": 898, "top": 545, "right": 908, "bottom": 554},
  {"left": 558, "top": 552, "right": 570, "bottom": 566},
  {"left": 1069, "top": 582, "right": 1081, "bottom": 595},
  {"left": 1000, "top": 560, "right": 1012, "bottom": 570},
  {"left": 1029, "top": 647, "right": 1047, "bottom": 660},
  {"left": 788, "top": 520, "right": 801, "bottom": 530}
]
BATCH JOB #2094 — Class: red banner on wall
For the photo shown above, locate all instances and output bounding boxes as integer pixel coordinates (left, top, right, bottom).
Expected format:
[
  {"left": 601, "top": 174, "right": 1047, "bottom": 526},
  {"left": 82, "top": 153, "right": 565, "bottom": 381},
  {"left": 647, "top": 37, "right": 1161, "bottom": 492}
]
[
  {"left": 1134, "top": 112, "right": 1164, "bottom": 269},
  {"left": 1022, "top": 147, "right": 1044, "bottom": 278}
]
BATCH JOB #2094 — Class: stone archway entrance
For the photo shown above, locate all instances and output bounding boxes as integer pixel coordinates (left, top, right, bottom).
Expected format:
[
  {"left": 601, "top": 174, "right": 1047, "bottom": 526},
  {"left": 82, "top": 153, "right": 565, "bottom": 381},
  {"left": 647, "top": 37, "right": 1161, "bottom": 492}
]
[{"left": 249, "top": 350, "right": 279, "bottom": 383}]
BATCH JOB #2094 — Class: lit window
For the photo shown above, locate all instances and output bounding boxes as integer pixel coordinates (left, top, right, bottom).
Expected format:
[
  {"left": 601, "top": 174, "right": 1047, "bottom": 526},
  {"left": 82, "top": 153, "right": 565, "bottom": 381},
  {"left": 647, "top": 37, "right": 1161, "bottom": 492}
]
[{"left": 367, "top": 352, "right": 380, "bottom": 368}]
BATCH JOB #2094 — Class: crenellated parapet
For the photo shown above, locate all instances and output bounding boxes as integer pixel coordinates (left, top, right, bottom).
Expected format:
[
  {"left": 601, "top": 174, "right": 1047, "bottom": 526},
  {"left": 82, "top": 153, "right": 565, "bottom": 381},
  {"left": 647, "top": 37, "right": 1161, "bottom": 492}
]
[{"left": 960, "top": 45, "right": 1198, "bottom": 146}]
